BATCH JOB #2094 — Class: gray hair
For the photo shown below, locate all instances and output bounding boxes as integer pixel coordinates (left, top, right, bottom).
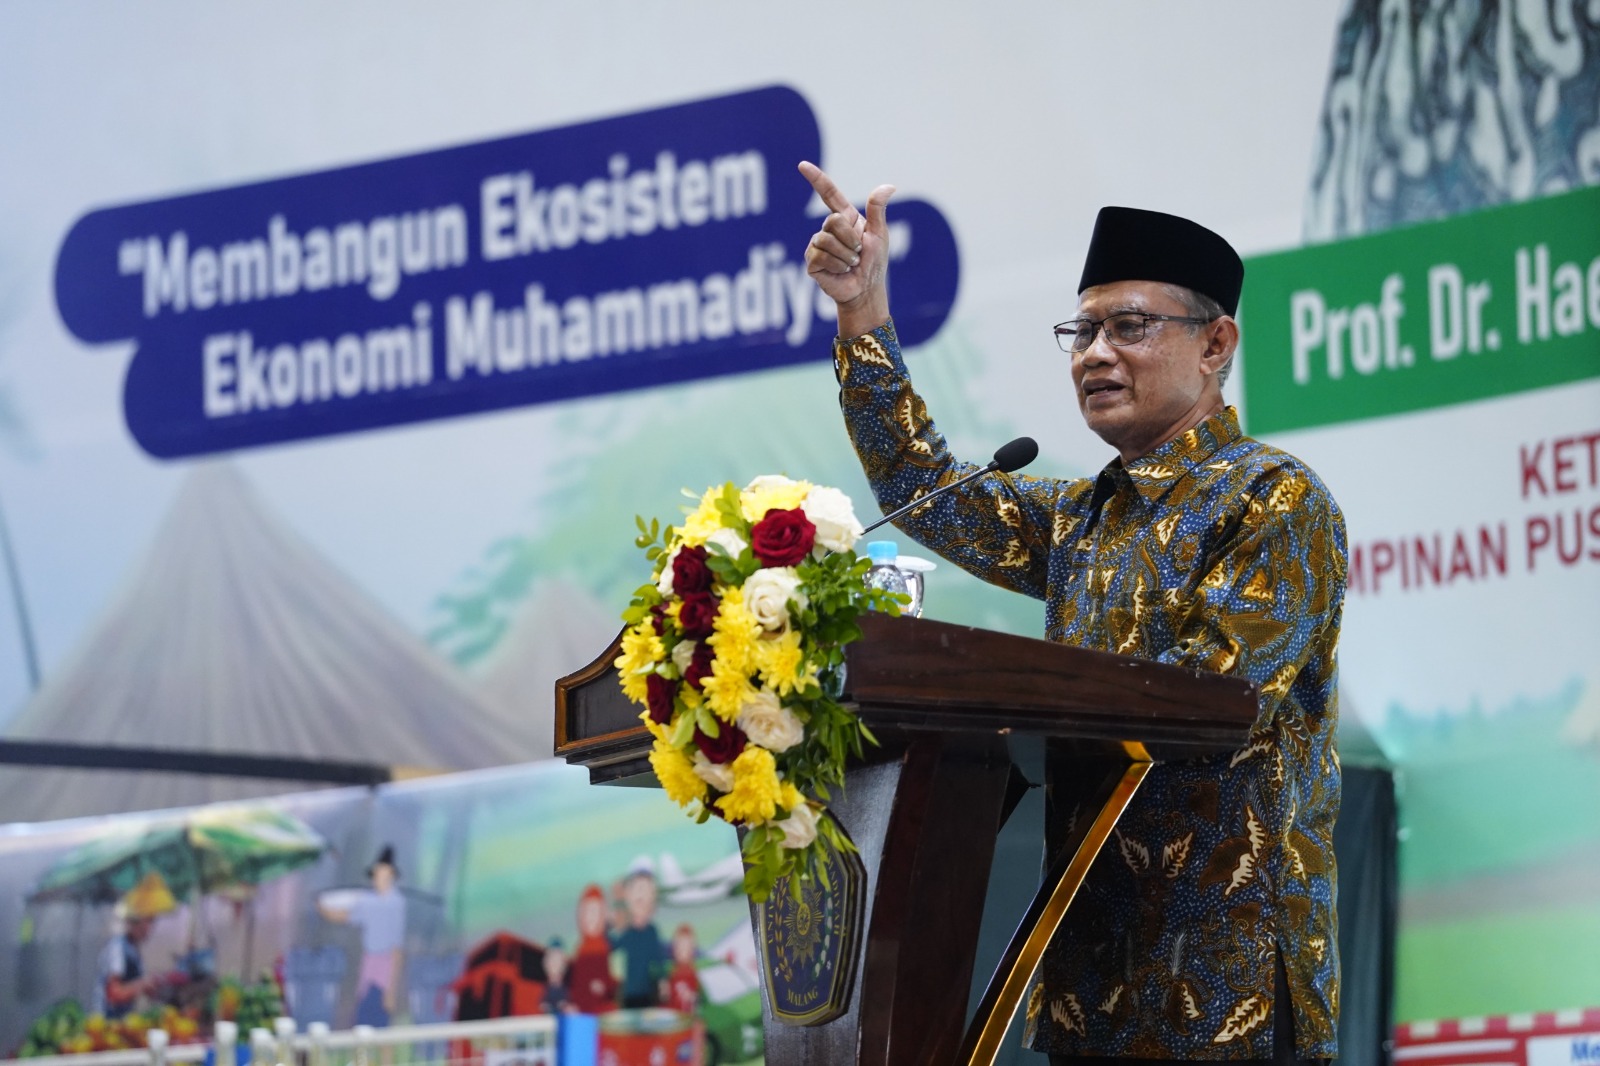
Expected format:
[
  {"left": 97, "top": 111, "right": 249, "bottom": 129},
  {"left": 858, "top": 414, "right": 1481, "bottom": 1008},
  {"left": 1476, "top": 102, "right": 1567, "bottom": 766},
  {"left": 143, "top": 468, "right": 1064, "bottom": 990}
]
[{"left": 1161, "top": 285, "right": 1234, "bottom": 387}]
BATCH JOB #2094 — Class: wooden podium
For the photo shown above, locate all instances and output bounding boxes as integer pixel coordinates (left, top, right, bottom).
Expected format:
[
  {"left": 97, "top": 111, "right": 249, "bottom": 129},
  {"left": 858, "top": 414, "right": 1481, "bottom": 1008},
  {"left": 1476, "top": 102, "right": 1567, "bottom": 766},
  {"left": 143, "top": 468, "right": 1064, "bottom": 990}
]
[{"left": 556, "top": 613, "right": 1257, "bottom": 1066}]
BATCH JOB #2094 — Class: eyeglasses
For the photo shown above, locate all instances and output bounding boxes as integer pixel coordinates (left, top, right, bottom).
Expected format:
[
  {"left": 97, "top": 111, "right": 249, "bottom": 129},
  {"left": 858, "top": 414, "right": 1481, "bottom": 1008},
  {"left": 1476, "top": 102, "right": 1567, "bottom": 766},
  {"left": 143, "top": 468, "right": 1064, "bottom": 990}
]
[{"left": 1053, "top": 312, "right": 1216, "bottom": 353}]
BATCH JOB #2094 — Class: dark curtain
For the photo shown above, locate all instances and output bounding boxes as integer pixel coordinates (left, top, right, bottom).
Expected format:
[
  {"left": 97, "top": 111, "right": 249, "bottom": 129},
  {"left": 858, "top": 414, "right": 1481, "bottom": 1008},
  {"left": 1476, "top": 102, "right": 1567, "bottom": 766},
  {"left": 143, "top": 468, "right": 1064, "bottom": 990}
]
[{"left": 1332, "top": 764, "right": 1398, "bottom": 1066}]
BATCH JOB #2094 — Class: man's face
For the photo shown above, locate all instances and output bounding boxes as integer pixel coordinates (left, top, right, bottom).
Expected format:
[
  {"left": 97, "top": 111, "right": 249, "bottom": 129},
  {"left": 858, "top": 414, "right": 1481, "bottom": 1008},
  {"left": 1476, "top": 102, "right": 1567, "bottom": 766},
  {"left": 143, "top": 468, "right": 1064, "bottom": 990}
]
[
  {"left": 544, "top": 946, "right": 567, "bottom": 982},
  {"left": 1070, "top": 280, "right": 1226, "bottom": 461},
  {"left": 371, "top": 862, "right": 396, "bottom": 893},
  {"left": 126, "top": 916, "right": 154, "bottom": 943}
]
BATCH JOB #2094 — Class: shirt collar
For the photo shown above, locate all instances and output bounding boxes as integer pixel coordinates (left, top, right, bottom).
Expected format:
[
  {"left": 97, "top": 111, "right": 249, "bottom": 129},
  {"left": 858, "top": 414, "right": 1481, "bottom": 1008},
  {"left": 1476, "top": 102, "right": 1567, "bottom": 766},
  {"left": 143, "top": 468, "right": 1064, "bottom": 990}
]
[{"left": 1100, "top": 406, "right": 1245, "bottom": 504}]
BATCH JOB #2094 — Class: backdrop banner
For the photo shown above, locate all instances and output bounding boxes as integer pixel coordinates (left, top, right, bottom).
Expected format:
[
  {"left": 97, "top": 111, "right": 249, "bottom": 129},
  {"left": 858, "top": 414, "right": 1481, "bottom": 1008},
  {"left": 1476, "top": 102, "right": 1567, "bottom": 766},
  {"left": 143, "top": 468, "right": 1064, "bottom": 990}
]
[
  {"left": 0, "top": 762, "right": 761, "bottom": 1061},
  {"left": 1, "top": 1, "right": 1597, "bottom": 1051}
]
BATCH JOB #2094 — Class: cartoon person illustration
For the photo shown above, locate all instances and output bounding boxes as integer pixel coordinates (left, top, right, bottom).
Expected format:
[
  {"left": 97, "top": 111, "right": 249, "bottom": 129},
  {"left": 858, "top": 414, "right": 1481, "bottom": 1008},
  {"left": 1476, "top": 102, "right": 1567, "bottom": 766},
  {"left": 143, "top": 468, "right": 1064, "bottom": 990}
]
[
  {"left": 664, "top": 924, "right": 701, "bottom": 1014},
  {"left": 541, "top": 937, "right": 572, "bottom": 1014},
  {"left": 567, "top": 884, "right": 618, "bottom": 1013},
  {"left": 318, "top": 845, "right": 406, "bottom": 1026},
  {"left": 97, "top": 872, "right": 177, "bottom": 1019},
  {"left": 609, "top": 860, "right": 669, "bottom": 1009}
]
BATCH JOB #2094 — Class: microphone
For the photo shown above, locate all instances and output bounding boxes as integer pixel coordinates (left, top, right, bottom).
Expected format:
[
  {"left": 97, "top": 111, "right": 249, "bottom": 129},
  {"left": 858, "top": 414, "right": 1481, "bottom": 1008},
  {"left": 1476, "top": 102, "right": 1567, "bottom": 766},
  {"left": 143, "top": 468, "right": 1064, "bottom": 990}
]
[
  {"left": 991, "top": 435, "right": 1039, "bottom": 474},
  {"left": 860, "top": 436, "right": 1038, "bottom": 536}
]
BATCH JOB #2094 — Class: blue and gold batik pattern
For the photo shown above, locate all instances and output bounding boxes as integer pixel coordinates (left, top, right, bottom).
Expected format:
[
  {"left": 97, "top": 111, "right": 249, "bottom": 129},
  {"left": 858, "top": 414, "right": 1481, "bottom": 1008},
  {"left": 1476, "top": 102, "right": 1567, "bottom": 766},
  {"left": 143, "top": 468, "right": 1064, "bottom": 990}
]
[{"left": 835, "top": 322, "right": 1347, "bottom": 1060}]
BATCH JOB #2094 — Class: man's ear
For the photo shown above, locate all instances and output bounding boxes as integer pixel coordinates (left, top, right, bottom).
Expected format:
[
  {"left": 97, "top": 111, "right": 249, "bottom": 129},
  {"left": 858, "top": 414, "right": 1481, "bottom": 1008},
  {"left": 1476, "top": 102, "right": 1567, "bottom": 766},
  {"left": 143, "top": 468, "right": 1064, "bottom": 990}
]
[{"left": 1199, "top": 316, "right": 1240, "bottom": 378}]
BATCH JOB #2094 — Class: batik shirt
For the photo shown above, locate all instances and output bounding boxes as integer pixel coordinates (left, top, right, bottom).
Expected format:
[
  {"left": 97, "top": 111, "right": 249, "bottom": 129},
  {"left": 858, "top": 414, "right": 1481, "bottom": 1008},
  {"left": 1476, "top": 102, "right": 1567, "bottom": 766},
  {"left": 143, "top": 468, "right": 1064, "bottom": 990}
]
[{"left": 834, "top": 322, "right": 1346, "bottom": 1060}]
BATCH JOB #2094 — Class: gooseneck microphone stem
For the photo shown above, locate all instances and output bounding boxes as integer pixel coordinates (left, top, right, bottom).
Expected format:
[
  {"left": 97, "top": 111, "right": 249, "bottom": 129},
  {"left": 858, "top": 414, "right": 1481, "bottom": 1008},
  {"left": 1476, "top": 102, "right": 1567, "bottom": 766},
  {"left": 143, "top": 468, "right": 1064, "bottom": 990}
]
[
  {"left": 861, "top": 464, "right": 998, "bottom": 537},
  {"left": 859, "top": 436, "right": 1038, "bottom": 537}
]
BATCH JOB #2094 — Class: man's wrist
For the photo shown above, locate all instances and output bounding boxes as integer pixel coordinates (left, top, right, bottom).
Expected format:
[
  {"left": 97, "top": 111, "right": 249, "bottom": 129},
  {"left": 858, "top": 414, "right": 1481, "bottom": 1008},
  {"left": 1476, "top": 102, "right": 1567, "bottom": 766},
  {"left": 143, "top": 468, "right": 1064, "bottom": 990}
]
[{"left": 835, "top": 292, "right": 891, "bottom": 340}]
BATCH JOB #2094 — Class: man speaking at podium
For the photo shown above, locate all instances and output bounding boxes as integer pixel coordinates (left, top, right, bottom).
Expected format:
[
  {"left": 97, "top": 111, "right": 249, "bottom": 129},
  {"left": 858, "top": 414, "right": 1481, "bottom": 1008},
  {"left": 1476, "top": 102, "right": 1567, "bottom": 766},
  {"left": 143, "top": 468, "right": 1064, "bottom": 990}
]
[{"left": 799, "top": 162, "right": 1346, "bottom": 1066}]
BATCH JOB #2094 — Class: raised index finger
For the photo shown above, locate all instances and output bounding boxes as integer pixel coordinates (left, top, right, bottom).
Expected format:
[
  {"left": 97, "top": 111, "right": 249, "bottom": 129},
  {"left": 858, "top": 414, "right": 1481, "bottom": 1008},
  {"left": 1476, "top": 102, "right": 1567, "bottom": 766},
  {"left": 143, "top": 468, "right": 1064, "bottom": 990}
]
[{"left": 797, "top": 161, "right": 860, "bottom": 223}]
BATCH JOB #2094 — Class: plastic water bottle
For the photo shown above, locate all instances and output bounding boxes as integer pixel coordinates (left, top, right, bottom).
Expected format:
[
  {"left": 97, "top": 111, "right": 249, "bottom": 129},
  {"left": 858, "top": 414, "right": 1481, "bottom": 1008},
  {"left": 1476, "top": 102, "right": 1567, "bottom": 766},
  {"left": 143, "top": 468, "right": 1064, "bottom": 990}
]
[{"left": 864, "top": 540, "right": 910, "bottom": 610}]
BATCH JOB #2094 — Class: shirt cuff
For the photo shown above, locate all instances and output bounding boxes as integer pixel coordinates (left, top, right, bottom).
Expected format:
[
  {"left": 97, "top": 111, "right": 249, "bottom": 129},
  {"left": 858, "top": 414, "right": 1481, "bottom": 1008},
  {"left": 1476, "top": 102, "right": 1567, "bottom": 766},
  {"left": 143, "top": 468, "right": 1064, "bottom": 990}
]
[{"left": 832, "top": 319, "right": 905, "bottom": 386}]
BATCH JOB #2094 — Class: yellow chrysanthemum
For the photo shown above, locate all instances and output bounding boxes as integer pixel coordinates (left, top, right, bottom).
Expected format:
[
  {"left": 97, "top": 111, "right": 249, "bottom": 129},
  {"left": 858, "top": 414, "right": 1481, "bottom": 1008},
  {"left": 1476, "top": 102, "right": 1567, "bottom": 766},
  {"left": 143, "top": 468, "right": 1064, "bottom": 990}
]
[
  {"left": 619, "top": 672, "right": 648, "bottom": 705},
  {"left": 677, "top": 487, "right": 727, "bottom": 546},
  {"left": 679, "top": 683, "right": 704, "bottom": 711},
  {"left": 638, "top": 710, "right": 667, "bottom": 742},
  {"left": 614, "top": 622, "right": 665, "bottom": 706},
  {"left": 717, "top": 583, "right": 750, "bottom": 614},
  {"left": 707, "top": 588, "right": 759, "bottom": 673},
  {"left": 751, "top": 629, "right": 813, "bottom": 697},
  {"left": 702, "top": 657, "right": 757, "bottom": 722},
  {"left": 649, "top": 739, "right": 706, "bottom": 808},
  {"left": 779, "top": 780, "right": 804, "bottom": 811},
  {"left": 741, "top": 477, "right": 813, "bottom": 523},
  {"left": 716, "top": 746, "right": 784, "bottom": 824}
]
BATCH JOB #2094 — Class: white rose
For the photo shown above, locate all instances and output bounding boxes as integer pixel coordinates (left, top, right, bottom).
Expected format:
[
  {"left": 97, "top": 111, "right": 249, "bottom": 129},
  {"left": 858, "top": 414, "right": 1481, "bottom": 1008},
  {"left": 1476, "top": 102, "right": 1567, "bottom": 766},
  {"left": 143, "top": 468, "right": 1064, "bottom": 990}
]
[
  {"left": 779, "top": 803, "right": 819, "bottom": 850},
  {"left": 656, "top": 546, "right": 679, "bottom": 598},
  {"left": 743, "top": 567, "right": 806, "bottom": 632},
  {"left": 670, "top": 639, "right": 697, "bottom": 675},
  {"left": 743, "top": 474, "right": 798, "bottom": 494},
  {"left": 705, "top": 527, "right": 748, "bottom": 561},
  {"left": 737, "top": 690, "right": 805, "bottom": 753},
  {"left": 692, "top": 751, "right": 735, "bottom": 792},
  {"left": 802, "top": 486, "right": 863, "bottom": 554}
]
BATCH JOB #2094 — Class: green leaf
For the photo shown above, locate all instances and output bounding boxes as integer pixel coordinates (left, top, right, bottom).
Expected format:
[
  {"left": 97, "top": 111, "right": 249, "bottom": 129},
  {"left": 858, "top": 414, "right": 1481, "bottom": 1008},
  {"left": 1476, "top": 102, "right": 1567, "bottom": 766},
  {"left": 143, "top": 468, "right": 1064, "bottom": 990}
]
[
  {"left": 695, "top": 704, "right": 719, "bottom": 738},
  {"left": 715, "top": 482, "right": 743, "bottom": 522}
]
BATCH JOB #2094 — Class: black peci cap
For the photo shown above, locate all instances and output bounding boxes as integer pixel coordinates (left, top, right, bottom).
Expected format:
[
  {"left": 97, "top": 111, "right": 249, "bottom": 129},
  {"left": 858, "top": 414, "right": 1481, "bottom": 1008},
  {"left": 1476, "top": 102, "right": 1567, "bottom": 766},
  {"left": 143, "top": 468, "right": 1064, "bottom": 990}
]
[{"left": 1078, "top": 207, "right": 1244, "bottom": 316}]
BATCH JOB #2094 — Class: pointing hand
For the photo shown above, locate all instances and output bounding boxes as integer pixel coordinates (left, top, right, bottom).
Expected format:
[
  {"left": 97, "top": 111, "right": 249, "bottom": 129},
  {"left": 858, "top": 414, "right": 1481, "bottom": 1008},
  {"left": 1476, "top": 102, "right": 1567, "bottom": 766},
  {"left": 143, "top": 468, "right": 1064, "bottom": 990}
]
[{"left": 798, "top": 161, "right": 896, "bottom": 337}]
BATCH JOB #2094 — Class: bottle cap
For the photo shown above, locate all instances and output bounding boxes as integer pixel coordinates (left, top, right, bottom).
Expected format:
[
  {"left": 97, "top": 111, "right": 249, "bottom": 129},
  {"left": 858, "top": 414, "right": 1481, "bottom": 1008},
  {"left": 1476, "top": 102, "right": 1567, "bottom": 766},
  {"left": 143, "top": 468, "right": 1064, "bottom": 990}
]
[{"left": 866, "top": 540, "right": 899, "bottom": 565}]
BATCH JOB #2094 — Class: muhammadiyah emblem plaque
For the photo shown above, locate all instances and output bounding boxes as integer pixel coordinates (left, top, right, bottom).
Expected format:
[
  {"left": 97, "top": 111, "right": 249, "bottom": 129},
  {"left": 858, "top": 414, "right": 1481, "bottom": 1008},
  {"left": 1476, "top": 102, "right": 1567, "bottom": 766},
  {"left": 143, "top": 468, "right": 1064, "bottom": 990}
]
[{"left": 755, "top": 824, "right": 866, "bottom": 1026}]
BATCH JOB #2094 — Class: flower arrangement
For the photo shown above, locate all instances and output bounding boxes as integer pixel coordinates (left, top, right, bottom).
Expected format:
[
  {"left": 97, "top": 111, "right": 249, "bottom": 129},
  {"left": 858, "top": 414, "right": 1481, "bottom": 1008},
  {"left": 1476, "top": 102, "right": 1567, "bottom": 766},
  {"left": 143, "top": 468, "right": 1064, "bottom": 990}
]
[{"left": 614, "top": 475, "right": 902, "bottom": 902}]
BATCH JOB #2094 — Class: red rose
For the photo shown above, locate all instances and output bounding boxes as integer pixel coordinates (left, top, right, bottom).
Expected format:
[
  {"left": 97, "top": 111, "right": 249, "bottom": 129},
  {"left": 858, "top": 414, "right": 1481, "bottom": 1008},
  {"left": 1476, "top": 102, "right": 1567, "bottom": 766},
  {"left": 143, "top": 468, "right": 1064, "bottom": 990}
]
[
  {"left": 645, "top": 673, "right": 677, "bottom": 725},
  {"left": 677, "top": 592, "right": 717, "bottom": 639},
  {"left": 672, "top": 545, "right": 713, "bottom": 595},
  {"left": 683, "top": 643, "right": 715, "bottom": 690},
  {"left": 648, "top": 603, "right": 669, "bottom": 635},
  {"left": 693, "top": 721, "right": 748, "bottom": 764},
  {"left": 750, "top": 508, "right": 815, "bottom": 567}
]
